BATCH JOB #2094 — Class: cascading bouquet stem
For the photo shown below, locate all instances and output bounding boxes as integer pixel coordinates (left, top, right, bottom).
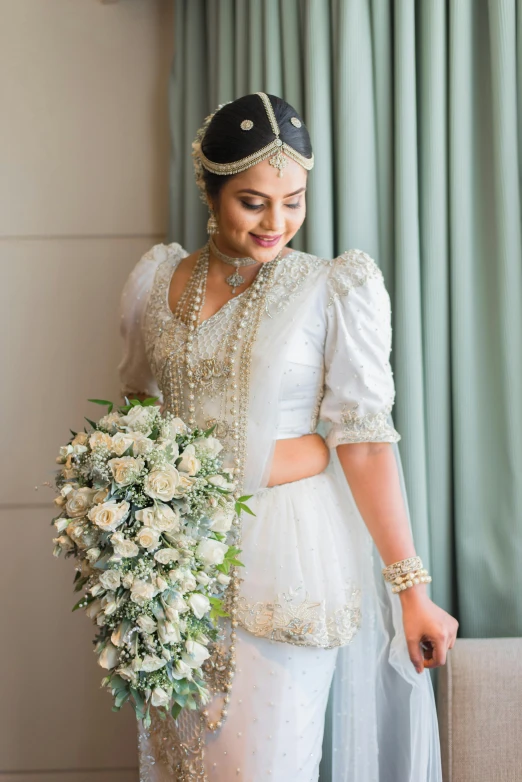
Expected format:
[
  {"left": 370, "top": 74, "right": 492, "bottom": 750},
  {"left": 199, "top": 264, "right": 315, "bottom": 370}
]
[{"left": 51, "top": 396, "right": 252, "bottom": 728}]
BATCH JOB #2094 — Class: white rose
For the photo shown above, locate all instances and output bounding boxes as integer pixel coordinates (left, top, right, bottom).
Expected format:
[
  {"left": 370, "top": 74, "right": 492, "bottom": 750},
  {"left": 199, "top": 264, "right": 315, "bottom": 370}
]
[
  {"left": 137, "top": 615, "right": 157, "bottom": 634},
  {"left": 66, "top": 521, "right": 99, "bottom": 550},
  {"left": 122, "top": 571, "right": 135, "bottom": 588},
  {"left": 136, "top": 503, "right": 180, "bottom": 533},
  {"left": 155, "top": 575, "right": 169, "bottom": 592},
  {"left": 111, "top": 619, "right": 131, "bottom": 647},
  {"left": 158, "top": 620, "right": 182, "bottom": 644},
  {"left": 182, "top": 640, "right": 210, "bottom": 668},
  {"left": 93, "top": 487, "right": 110, "bottom": 505},
  {"left": 101, "top": 592, "right": 118, "bottom": 615},
  {"left": 88, "top": 500, "right": 129, "bottom": 532},
  {"left": 141, "top": 654, "right": 167, "bottom": 672},
  {"left": 144, "top": 465, "right": 180, "bottom": 502},
  {"left": 53, "top": 517, "right": 70, "bottom": 533},
  {"left": 195, "top": 571, "right": 211, "bottom": 585},
  {"left": 98, "top": 642, "right": 120, "bottom": 669},
  {"left": 110, "top": 531, "right": 139, "bottom": 558},
  {"left": 116, "top": 664, "right": 137, "bottom": 685},
  {"left": 131, "top": 433, "right": 155, "bottom": 456},
  {"left": 177, "top": 444, "right": 201, "bottom": 476},
  {"left": 99, "top": 570, "right": 121, "bottom": 590},
  {"left": 207, "top": 474, "right": 235, "bottom": 491},
  {"left": 165, "top": 594, "right": 189, "bottom": 613},
  {"left": 72, "top": 432, "right": 89, "bottom": 447},
  {"left": 172, "top": 659, "right": 193, "bottom": 680},
  {"left": 209, "top": 506, "right": 235, "bottom": 533},
  {"left": 192, "top": 436, "right": 223, "bottom": 457},
  {"left": 110, "top": 432, "right": 135, "bottom": 456},
  {"left": 196, "top": 538, "right": 228, "bottom": 566},
  {"left": 164, "top": 606, "right": 179, "bottom": 623},
  {"left": 154, "top": 548, "right": 180, "bottom": 565},
  {"left": 89, "top": 431, "right": 113, "bottom": 451},
  {"left": 136, "top": 526, "right": 161, "bottom": 551},
  {"left": 166, "top": 417, "right": 188, "bottom": 437},
  {"left": 172, "top": 473, "right": 197, "bottom": 497},
  {"left": 65, "top": 488, "right": 96, "bottom": 518},
  {"left": 216, "top": 572, "right": 231, "bottom": 586},
  {"left": 85, "top": 598, "right": 103, "bottom": 619},
  {"left": 151, "top": 686, "right": 171, "bottom": 708},
  {"left": 120, "top": 405, "right": 154, "bottom": 435},
  {"left": 98, "top": 411, "right": 123, "bottom": 433},
  {"left": 130, "top": 579, "right": 155, "bottom": 606},
  {"left": 59, "top": 444, "right": 73, "bottom": 460},
  {"left": 187, "top": 593, "right": 210, "bottom": 620},
  {"left": 109, "top": 456, "right": 144, "bottom": 486},
  {"left": 179, "top": 571, "right": 197, "bottom": 592},
  {"left": 86, "top": 546, "right": 101, "bottom": 563}
]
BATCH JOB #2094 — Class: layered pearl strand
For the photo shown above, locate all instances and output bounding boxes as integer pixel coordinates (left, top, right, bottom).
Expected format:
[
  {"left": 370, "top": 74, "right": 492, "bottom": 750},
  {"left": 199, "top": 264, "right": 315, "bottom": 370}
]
[{"left": 173, "top": 240, "right": 283, "bottom": 734}]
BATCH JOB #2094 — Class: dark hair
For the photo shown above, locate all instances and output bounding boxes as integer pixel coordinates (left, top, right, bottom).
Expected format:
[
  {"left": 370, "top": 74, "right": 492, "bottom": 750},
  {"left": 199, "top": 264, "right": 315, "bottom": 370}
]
[{"left": 201, "top": 93, "right": 312, "bottom": 202}]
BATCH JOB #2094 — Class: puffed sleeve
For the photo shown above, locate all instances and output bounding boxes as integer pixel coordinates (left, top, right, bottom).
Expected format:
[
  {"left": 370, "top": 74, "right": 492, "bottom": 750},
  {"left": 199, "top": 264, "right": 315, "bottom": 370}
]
[
  {"left": 117, "top": 246, "right": 164, "bottom": 402},
  {"left": 319, "top": 249, "right": 401, "bottom": 447}
]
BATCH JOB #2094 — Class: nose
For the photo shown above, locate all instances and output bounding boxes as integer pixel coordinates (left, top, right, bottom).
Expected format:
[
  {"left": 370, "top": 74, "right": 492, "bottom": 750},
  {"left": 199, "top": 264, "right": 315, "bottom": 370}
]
[{"left": 260, "top": 204, "right": 286, "bottom": 233}]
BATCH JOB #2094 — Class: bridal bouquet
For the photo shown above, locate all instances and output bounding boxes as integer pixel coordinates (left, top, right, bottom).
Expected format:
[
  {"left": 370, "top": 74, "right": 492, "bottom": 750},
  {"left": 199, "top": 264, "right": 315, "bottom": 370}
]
[{"left": 51, "top": 397, "right": 251, "bottom": 728}]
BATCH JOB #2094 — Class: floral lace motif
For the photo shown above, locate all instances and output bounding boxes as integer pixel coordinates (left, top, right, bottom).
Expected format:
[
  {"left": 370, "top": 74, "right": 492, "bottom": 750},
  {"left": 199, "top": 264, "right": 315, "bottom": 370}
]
[
  {"left": 327, "top": 248, "right": 382, "bottom": 306},
  {"left": 236, "top": 583, "right": 362, "bottom": 649},
  {"left": 337, "top": 403, "right": 401, "bottom": 444}
]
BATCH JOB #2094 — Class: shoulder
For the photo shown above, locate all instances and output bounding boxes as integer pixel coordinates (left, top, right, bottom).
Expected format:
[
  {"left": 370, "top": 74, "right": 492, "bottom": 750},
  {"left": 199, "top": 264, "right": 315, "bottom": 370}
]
[
  {"left": 136, "top": 240, "right": 188, "bottom": 270},
  {"left": 327, "top": 248, "right": 383, "bottom": 298}
]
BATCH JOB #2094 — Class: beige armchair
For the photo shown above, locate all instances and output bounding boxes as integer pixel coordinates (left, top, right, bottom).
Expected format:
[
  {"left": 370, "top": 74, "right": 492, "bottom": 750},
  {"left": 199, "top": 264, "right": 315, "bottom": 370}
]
[{"left": 437, "top": 638, "right": 522, "bottom": 781}]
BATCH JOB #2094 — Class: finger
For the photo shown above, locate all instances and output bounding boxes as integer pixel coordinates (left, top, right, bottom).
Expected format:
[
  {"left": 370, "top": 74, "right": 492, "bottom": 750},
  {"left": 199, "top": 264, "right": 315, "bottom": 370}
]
[
  {"left": 406, "top": 639, "right": 425, "bottom": 674},
  {"left": 430, "top": 635, "right": 448, "bottom": 667}
]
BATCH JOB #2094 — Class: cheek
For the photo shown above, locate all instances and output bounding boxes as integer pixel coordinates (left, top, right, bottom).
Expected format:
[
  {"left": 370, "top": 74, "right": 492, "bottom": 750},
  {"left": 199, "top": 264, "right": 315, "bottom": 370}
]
[{"left": 222, "top": 202, "right": 260, "bottom": 232}]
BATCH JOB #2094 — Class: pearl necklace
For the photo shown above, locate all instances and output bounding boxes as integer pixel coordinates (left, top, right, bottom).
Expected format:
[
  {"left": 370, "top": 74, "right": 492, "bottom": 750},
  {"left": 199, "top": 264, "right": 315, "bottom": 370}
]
[{"left": 173, "top": 240, "right": 283, "bottom": 734}]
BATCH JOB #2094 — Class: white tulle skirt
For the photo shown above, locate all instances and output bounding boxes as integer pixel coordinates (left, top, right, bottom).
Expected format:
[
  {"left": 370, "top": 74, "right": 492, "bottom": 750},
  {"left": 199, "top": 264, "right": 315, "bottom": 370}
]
[{"left": 137, "top": 453, "right": 442, "bottom": 781}]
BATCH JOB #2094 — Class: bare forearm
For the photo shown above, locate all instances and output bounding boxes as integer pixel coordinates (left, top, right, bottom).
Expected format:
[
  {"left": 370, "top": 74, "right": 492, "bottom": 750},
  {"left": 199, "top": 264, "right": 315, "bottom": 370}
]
[{"left": 336, "top": 441, "right": 428, "bottom": 599}]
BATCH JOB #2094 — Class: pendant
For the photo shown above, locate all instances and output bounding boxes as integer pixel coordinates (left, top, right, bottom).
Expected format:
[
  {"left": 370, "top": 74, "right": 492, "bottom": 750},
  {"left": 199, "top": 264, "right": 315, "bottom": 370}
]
[{"left": 225, "top": 270, "right": 246, "bottom": 293}]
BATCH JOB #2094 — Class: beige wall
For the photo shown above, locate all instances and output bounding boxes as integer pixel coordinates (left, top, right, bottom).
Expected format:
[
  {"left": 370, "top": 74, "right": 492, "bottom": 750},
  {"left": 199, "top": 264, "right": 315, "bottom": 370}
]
[{"left": 0, "top": 1, "right": 174, "bottom": 780}]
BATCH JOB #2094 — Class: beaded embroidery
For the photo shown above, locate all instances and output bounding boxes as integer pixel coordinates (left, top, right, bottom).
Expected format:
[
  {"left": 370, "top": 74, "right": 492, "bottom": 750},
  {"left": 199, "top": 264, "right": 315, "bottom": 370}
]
[
  {"left": 326, "top": 247, "right": 383, "bottom": 306},
  {"left": 235, "top": 583, "right": 362, "bottom": 649},
  {"left": 337, "top": 403, "right": 401, "bottom": 444}
]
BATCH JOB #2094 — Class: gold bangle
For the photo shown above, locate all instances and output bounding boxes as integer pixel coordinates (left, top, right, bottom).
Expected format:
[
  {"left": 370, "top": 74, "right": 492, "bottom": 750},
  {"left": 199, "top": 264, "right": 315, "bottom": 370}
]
[{"left": 382, "top": 556, "right": 423, "bottom": 583}]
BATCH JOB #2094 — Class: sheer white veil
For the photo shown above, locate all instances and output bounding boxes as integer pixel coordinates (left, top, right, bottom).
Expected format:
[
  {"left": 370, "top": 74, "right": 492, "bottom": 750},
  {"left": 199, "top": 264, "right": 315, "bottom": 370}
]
[{"left": 243, "top": 271, "right": 442, "bottom": 782}]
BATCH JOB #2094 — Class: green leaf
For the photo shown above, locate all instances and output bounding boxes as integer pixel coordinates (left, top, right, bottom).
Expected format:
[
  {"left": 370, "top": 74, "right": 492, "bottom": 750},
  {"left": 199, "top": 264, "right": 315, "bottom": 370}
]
[
  {"left": 203, "top": 423, "right": 217, "bottom": 436},
  {"left": 72, "top": 594, "right": 95, "bottom": 612},
  {"left": 88, "top": 398, "right": 113, "bottom": 408},
  {"left": 129, "top": 399, "right": 141, "bottom": 407},
  {"left": 235, "top": 502, "right": 256, "bottom": 517},
  {"left": 84, "top": 417, "right": 98, "bottom": 429},
  {"left": 142, "top": 396, "right": 160, "bottom": 406},
  {"left": 171, "top": 702, "right": 183, "bottom": 720},
  {"left": 236, "top": 495, "right": 253, "bottom": 503},
  {"left": 228, "top": 558, "right": 245, "bottom": 568}
]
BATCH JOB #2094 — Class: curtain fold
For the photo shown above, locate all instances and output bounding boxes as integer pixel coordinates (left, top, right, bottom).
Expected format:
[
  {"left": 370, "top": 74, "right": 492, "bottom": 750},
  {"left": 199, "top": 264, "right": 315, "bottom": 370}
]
[{"left": 168, "top": 0, "right": 522, "bottom": 647}]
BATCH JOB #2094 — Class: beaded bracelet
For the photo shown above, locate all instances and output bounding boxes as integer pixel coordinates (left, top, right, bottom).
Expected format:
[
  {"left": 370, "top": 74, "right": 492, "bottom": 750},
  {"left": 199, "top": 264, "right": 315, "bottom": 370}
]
[{"left": 389, "top": 568, "right": 432, "bottom": 594}]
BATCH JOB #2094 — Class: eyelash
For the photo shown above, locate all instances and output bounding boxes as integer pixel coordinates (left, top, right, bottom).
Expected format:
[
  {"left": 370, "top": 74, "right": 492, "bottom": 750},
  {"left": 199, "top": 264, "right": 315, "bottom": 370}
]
[{"left": 241, "top": 201, "right": 301, "bottom": 211}]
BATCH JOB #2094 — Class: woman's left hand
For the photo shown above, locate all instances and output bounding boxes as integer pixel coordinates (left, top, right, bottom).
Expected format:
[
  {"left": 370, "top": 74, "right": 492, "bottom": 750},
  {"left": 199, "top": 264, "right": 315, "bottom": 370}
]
[{"left": 400, "top": 589, "right": 459, "bottom": 673}]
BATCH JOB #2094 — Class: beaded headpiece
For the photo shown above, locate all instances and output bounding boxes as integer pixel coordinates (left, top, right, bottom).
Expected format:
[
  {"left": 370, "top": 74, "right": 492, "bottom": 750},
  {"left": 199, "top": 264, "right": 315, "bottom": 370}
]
[{"left": 192, "top": 92, "right": 314, "bottom": 203}]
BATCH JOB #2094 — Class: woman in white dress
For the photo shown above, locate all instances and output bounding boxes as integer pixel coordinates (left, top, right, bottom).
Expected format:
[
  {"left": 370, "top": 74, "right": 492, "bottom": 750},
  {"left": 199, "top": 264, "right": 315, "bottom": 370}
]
[{"left": 118, "top": 93, "right": 458, "bottom": 782}]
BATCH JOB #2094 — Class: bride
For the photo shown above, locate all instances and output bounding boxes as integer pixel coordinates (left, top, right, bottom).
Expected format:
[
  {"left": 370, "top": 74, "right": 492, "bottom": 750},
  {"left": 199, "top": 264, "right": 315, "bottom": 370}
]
[{"left": 118, "top": 92, "right": 458, "bottom": 781}]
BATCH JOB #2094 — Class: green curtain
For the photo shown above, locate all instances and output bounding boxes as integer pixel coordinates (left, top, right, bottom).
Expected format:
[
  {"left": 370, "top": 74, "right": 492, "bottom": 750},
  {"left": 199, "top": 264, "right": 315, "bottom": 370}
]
[{"left": 169, "top": 0, "right": 522, "bottom": 641}]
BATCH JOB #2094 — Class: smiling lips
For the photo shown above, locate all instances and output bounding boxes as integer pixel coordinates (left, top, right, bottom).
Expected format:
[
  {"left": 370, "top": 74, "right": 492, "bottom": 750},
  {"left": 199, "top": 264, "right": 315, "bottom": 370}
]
[{"left": 249, "top": 233, "right": 282, "bottom": 248}]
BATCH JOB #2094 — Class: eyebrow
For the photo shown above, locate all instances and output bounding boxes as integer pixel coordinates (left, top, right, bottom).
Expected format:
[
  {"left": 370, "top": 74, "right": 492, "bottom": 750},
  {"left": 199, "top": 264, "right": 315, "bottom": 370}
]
[{"left": 237, "top": 187, "right": 306, "bottom": 199}]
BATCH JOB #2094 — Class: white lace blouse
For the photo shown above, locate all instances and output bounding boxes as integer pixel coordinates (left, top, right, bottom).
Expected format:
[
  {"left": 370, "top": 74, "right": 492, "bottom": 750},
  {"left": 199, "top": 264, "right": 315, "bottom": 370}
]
[{"left": 118, "top": 242, "right": 400, "bottom": 450}]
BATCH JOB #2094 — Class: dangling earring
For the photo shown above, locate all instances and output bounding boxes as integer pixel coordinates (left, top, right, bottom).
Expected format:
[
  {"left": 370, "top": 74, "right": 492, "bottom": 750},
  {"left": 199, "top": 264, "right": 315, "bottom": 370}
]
[{"left": 207, "top": 209, "right": 219, "bottom": 235}]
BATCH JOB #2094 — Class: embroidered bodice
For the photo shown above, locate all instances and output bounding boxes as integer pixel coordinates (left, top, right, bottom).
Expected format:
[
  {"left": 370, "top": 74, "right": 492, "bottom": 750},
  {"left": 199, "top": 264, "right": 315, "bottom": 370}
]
[{"left": 118, "top": 242, "right": 400, "bottom": 453}]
